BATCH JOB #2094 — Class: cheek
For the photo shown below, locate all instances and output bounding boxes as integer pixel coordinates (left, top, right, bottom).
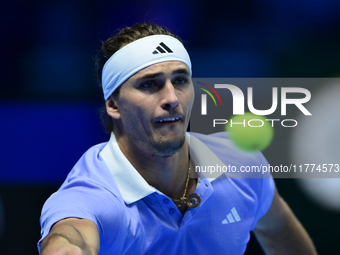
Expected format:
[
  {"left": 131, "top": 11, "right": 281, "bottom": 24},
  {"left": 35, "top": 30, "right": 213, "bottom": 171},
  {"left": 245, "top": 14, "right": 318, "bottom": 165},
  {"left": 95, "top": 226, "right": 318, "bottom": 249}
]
[
  {"left": 184, "top": 90, "right": 195, "bottom": 119},
  {"left": 119, "top": 94, "right": 142, "bottom": 112},
  {"left": 120, "top": 100, "right": 152, "bottom": 125},
  {"left": 184, "top": 89, "right": 195, "bottom": 109},
  {"left": 117, "top": 99, "right": 139, "bottom": 122},
  {"left": 190, "top": 90, "right": 195, "bottom": 106}
]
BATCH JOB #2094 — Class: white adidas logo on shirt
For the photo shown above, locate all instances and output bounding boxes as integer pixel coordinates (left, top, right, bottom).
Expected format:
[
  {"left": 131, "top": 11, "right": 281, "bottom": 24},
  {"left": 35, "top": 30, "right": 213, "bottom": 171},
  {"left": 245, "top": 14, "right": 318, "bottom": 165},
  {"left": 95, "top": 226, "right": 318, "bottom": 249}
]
[{"left": 222, "top": 207, "right": 241, "bottom": 224}]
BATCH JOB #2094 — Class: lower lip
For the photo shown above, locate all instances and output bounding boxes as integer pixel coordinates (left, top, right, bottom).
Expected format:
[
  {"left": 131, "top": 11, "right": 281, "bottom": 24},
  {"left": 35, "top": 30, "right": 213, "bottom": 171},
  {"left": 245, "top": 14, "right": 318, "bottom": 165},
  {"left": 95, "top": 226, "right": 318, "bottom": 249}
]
[{"left": 155, "top": 119, "right": 181, "bottom": 125}]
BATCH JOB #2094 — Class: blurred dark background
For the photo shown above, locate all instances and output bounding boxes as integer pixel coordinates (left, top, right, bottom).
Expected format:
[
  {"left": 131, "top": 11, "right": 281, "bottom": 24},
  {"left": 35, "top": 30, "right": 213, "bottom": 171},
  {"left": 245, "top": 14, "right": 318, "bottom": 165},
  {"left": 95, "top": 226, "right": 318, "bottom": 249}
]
[{"left": 1, "top": 0, "right": 340, "bottom": 254}]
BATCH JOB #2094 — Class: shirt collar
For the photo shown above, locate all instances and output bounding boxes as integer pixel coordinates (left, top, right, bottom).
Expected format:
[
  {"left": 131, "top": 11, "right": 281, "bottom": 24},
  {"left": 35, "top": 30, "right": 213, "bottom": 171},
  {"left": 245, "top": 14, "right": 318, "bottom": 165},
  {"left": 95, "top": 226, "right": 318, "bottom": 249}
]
[
  {"left": 187, "top": 133, "right": 225, "bottom": 181},
  {"left": 100, "top": 133, "right": 225, "bottom": 204}
]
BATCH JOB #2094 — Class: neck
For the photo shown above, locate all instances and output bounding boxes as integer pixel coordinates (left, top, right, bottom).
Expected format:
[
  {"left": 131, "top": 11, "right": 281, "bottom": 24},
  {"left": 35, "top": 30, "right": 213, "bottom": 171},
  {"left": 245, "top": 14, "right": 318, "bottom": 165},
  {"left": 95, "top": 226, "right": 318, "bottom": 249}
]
[{"left": 115, "top": 132, "right": 191, "bottom": 199}]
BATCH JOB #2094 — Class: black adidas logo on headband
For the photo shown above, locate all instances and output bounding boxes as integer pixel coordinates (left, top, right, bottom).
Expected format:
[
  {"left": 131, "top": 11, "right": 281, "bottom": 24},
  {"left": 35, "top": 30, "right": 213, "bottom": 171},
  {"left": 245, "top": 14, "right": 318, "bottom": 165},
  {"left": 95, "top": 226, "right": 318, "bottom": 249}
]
[{"left": 152, "top": 42, "right": 173, "bottom": 54}]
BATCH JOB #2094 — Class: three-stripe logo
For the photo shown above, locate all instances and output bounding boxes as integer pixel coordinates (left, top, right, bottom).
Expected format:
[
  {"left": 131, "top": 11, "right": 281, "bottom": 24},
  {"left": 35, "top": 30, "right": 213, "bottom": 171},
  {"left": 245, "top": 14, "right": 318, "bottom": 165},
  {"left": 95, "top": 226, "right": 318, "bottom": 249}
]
[
  {"left": 152, "top": 42, "right": 173, "bottom": 54},
  {"left": 222, "top": 207, "right": 241, "bottom": 224}
]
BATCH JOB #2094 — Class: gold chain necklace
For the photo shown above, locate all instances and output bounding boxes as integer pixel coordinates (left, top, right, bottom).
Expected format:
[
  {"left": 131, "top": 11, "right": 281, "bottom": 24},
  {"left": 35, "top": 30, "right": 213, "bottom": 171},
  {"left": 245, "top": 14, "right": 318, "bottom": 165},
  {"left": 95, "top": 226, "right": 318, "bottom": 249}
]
[{"left": 170, "top": 165, "right": 191, "bottom": 208}]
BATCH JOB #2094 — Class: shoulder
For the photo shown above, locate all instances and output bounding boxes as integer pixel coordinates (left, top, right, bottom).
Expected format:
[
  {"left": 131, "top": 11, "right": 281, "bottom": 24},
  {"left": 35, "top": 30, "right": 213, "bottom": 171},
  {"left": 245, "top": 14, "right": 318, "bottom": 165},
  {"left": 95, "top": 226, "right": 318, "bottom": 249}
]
[
  {"left": 61, "top": 142, "right": 121, "bottom": 190},
  {"left": 189, "top": 132, "right": 269, "bottom": 177},
  {"left": 56, "top": 141, "right": 125, "bottom": 204},
  {"left": 189, "top": 131, "right": 255, "bottom": 157},
  {"left": 40, "top": 142, "right": 127, "bottom": 247},
  {"left": 67, "top": 142, "right": 108, "bottom": 178}
]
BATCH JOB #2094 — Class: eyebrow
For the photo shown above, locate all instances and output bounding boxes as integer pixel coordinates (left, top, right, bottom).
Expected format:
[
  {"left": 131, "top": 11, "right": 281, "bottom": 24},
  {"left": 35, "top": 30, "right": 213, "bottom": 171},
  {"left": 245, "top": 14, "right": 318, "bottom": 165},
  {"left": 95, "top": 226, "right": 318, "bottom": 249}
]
[
  {"left": 136, "top": 68, "right": 191, "bottom": 82},
  {"left": 172, "top": 68, "right": 191, "bottom": 76}
]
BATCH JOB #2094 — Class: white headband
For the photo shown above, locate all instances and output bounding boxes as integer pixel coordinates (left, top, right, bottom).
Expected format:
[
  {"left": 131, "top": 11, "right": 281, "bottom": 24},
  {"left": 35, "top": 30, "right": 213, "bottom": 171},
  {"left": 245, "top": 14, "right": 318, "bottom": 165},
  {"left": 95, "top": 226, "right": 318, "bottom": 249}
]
[{"left": 101, "top": 35, "right": 192, "bottom": 100}]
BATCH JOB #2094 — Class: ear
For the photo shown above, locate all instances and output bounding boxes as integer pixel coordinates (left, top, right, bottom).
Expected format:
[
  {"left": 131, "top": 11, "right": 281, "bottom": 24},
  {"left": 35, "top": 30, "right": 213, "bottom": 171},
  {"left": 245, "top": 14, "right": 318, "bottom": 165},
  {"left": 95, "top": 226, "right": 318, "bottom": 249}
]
[{"left": 105, "top": 96, "right": 121, "bottom": 120}]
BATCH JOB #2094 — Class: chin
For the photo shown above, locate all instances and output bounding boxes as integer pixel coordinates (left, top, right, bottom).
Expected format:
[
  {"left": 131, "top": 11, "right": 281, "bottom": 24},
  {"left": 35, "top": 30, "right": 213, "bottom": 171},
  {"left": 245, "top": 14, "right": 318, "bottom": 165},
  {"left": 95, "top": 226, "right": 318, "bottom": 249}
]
[{"left": 150, "top": 133, "right": 186, "bottom": 157}]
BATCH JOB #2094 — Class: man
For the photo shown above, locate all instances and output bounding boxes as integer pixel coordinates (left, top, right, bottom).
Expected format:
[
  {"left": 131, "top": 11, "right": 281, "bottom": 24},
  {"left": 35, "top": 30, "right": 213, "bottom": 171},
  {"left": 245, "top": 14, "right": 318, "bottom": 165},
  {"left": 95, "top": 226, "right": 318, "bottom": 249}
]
[{"left": 39, "top": 23, "right": 317, "bottom": 255}]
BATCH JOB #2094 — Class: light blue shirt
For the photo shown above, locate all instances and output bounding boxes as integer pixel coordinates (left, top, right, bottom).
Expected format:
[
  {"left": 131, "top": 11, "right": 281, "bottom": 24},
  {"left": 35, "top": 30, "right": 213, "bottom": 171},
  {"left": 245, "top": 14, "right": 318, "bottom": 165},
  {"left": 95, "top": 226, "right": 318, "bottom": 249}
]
[{"left": 39, "top": 132, "right": 274, "bottom": 254}]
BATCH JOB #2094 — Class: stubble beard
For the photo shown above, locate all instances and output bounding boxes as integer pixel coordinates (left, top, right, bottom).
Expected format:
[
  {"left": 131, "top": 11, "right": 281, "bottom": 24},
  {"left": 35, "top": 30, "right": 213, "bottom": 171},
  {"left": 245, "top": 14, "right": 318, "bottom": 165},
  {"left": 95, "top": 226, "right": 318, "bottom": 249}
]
[{"left": 149, "top": 132, "right": 186, "bottom": 157}]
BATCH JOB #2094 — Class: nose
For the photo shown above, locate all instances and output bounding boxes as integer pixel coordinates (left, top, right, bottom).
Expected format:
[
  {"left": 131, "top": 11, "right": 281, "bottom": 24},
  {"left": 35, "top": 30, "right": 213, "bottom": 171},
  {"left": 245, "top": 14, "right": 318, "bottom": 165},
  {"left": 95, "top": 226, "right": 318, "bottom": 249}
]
[{"left": 160, "top": 80, "right": 179, "bottom": 110}]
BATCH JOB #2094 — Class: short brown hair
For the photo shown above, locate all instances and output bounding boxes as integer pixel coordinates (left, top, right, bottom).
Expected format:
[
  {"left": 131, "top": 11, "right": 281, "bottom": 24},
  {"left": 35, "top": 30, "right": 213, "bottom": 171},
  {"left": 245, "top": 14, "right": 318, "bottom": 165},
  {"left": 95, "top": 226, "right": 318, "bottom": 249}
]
[{"left": 95, "top": 23, "right": 183, "bottom": 133}]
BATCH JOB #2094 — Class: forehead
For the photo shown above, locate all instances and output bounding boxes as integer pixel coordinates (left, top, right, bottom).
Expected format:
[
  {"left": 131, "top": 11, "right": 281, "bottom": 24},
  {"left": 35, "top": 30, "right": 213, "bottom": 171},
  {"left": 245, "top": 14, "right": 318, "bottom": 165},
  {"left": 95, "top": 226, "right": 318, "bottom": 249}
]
[{"left": 130, "top": 61, "right": 191, "bottom": 79}]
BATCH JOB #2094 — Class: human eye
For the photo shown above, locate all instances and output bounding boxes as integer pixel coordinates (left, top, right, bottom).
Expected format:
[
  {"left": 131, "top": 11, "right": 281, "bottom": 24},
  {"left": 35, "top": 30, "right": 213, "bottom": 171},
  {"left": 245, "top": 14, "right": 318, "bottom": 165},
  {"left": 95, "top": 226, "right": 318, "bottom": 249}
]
[
  {"left": 174, "top": 76, "right": 188, "bottom": 85},
  {"left": 140, "top": 80, "right": 154, "bottom": 88}
]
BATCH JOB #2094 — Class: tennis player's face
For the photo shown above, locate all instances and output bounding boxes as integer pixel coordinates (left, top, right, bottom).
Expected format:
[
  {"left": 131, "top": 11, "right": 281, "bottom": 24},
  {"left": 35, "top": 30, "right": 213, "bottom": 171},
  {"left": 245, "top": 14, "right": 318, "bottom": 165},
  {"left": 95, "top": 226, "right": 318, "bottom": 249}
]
[{"left": 109, "top": 61, "right": 194, "bottom": 156}]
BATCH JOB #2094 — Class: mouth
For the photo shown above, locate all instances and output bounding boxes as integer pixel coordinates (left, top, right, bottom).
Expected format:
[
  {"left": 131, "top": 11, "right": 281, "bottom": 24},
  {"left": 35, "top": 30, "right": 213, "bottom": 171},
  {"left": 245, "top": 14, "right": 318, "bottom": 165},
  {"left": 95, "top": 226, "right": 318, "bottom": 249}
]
[{"left": 154, "top": 115, "right": 183, "bottom": 124}]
